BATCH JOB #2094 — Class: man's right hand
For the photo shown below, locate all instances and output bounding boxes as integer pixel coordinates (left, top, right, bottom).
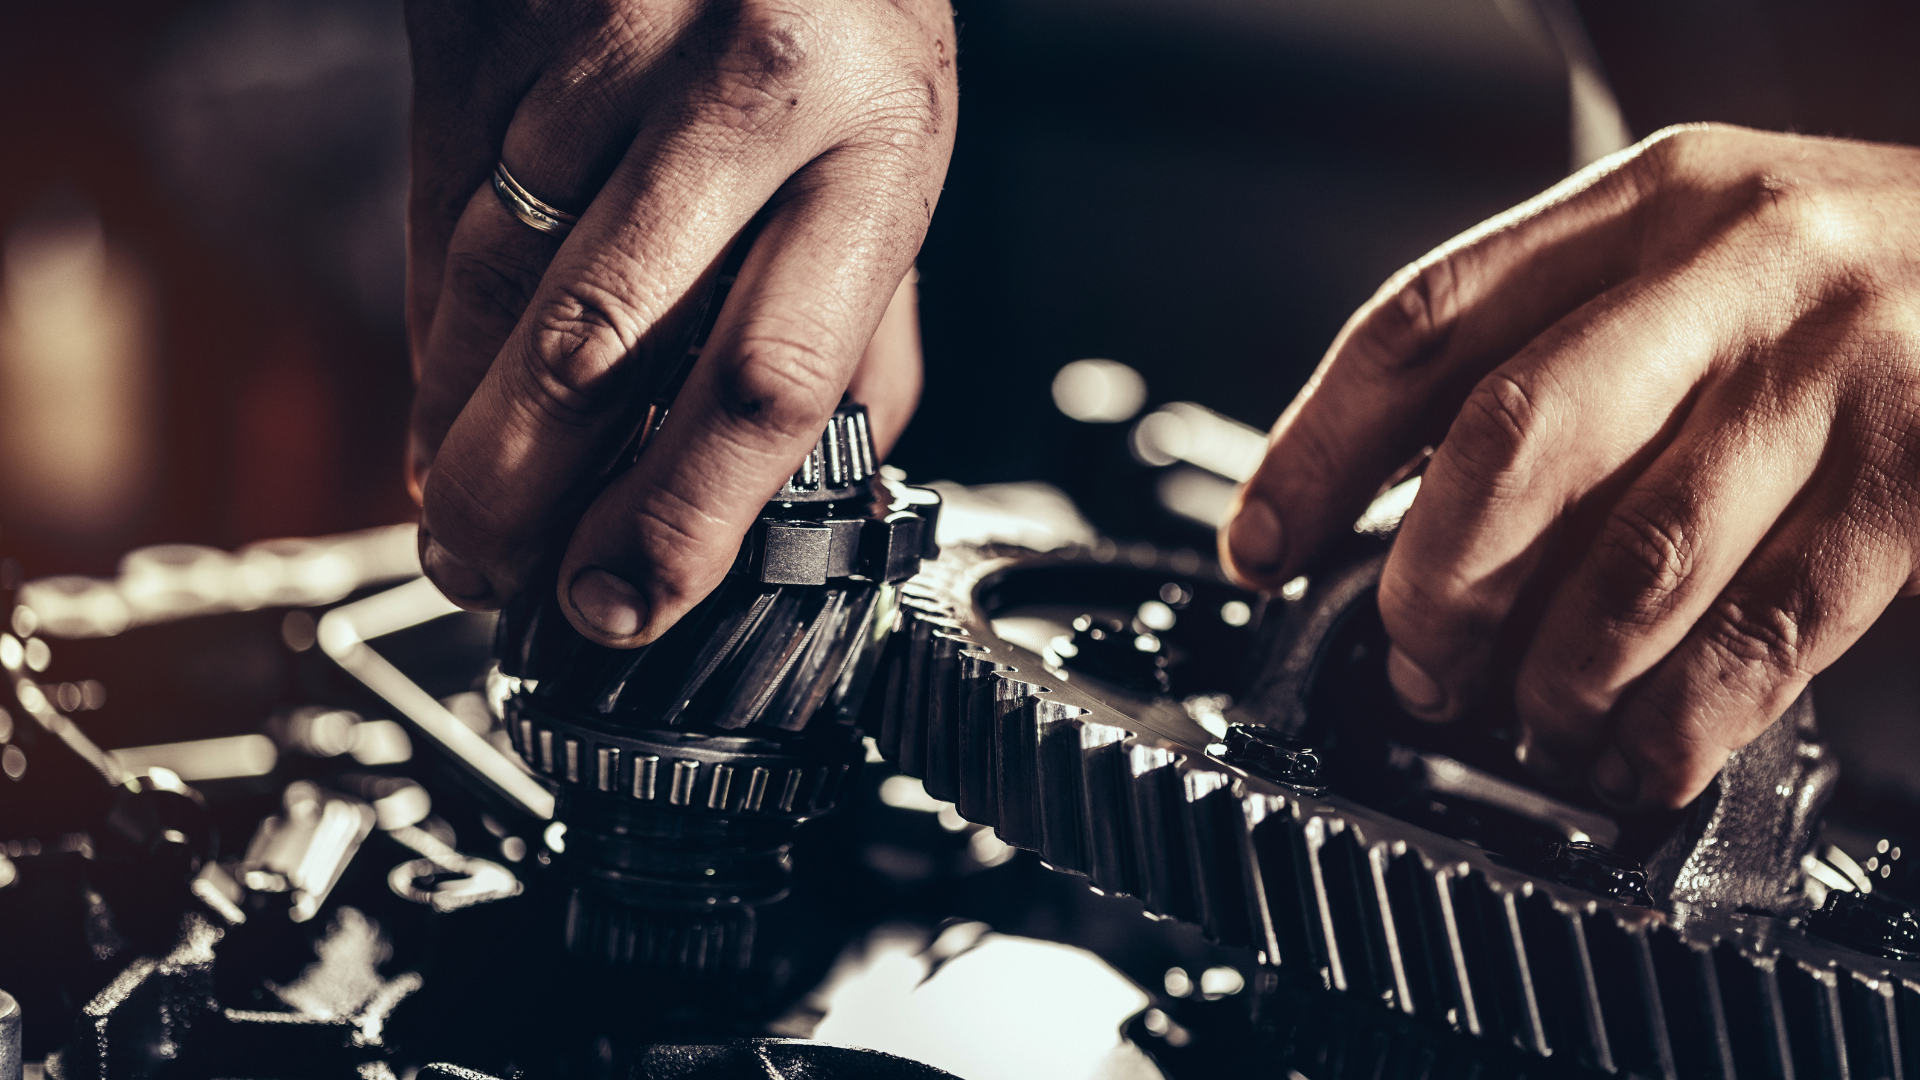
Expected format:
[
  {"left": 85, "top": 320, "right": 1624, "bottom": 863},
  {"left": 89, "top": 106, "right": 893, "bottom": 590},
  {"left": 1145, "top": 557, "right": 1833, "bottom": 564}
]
[{"left": 404, "top": 0, "right": 955, "bottom": 648}]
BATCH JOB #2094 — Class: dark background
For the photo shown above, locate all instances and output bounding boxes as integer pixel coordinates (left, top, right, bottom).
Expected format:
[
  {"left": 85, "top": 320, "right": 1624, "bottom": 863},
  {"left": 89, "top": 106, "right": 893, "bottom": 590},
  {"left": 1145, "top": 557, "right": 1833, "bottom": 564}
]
[
  {"left": 7, "top": 0, "right": 1919, "bottom": 570},
  {"left": 0, "top": 0, "right": 1580, "bottom": 571}
]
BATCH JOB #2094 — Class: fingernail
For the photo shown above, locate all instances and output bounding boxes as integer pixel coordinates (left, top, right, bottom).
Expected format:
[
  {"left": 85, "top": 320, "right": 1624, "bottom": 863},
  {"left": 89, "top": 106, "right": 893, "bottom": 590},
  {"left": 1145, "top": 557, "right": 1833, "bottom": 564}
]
[
  {"left": 1387, "top": 645, "right": 1449, "bottom": 720},
  {"left": 421, "top": 538, "right": 492, "bottom": 603},
  {"left": 570, "top": 568, "right": 647, "bottom": 641},
  {"left": 1592, "top": 747, "right": 1640, "bottom": 806},
  {"left": 1227, "top": 497, "right": 1286, "bottom": 576}
]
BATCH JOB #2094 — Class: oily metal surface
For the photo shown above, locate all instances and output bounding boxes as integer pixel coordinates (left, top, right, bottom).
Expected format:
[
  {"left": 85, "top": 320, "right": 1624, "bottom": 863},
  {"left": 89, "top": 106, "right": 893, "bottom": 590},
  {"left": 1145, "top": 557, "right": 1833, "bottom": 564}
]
[{"left": 870, "top": 542, "right": 1920, "bottom": 1080}]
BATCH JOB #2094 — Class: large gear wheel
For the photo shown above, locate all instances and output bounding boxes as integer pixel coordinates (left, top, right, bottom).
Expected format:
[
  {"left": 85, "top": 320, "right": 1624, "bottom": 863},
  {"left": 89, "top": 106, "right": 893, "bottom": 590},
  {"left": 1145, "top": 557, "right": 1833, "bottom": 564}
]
[{"left": 868, "top": 537, "right": 1920, "bottom": 1079}]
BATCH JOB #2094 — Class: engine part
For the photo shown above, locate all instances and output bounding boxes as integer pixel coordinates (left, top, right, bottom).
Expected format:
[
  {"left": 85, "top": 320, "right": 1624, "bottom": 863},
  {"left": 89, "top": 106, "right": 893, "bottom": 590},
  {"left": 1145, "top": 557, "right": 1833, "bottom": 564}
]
[
  {"left": 868, "top": 531, "right": 1920, "bottom": 1078},
  {"left": 11, "top": 484, "right": 1920, "bottom": 1080},
  {"left": 2, "top": 990, "right": 20, "bottom": 1080},
  {"left": 493, "top": 399, "right": 940, "bottom": 990}
]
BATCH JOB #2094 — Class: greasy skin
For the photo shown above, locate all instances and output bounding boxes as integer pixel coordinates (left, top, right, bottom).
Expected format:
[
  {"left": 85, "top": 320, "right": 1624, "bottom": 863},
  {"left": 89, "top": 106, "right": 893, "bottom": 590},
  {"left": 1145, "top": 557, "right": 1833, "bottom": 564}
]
[
  {"left": 404, "top": 0, "right": 953, "bottom": 646},
  {"left": 1221, "top": 125, "right": 1920, "bottom": 813}
]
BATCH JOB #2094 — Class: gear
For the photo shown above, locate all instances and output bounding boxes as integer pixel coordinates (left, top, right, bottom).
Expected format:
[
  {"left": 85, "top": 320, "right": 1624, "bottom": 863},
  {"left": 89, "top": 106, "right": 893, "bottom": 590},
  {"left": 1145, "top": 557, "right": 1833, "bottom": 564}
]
[
  {"left": 495, "top": 399, "right": 941, "bottom": 978},
  {"left": 869, "top": 539, "right": 1920, "bottom": 1078}
]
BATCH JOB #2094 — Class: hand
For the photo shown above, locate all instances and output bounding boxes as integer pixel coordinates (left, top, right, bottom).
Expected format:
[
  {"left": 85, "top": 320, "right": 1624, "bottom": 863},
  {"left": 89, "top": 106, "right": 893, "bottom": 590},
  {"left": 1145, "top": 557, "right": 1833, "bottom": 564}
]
[
  {"left": 1221, "top": 124, "right": 1920, "bottom": 811},
  {"left": 403, "top": 0, "right": 954, "bottom": 646}
]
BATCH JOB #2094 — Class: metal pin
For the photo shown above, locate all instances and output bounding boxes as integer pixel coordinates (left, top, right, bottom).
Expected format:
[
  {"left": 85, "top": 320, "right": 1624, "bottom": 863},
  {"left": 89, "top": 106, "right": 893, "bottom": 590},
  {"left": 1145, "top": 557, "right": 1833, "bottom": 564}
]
[
  {"left": 669, "top": 760, "right": 700, "bottom": 806},
  {"left": 744, "top": 767, "right": 771, "bottom": 812},
  {"left": 633, "top": 754, "right": 659, "bottom": 801}
]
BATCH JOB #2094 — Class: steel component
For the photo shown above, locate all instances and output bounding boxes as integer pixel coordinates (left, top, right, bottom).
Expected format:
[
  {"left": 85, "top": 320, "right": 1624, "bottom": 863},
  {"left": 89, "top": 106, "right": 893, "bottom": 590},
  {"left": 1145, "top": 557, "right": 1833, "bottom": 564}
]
[
  {"left": 1217, "top": 724, "right": 1324, "bottom": 796},
  {"left": 870, "top": 539, "right": 1920, "bottom": 1075},
  {"left": 1524, "top": 840, "right": 1651, "bottom": 906},
  {"left": 1, "top": 990, "right": 20, "bottom": 1080},
  {"left": 493, "top": 399, "right": 940, "bottom": 982},
  {"left": 1810, "top": 888, "right": 1920, "bottom": 962}
]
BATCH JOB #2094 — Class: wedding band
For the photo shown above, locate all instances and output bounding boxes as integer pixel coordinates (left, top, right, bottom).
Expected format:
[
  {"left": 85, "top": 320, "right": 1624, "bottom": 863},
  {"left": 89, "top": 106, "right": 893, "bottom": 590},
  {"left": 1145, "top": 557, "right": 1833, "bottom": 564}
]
[{"left": 491, "top": 161, "right": 580, "bottom": 237}]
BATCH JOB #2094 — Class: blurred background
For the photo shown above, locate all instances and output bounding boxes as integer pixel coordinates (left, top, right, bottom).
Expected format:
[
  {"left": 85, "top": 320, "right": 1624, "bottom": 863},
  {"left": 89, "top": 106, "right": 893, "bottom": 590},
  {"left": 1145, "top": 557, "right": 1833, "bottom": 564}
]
[
  {"left": 4, "top": 0, "right": 1920, "bottom": 787},
  {"left": 10, "top": 0, "right": 1920, "bottom": 567}
]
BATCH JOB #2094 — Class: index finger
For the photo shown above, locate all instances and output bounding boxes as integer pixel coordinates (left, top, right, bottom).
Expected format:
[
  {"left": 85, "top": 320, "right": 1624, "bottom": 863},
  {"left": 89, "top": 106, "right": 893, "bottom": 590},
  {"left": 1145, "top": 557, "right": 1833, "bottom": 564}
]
[
  {"left": 1219, "top": 133, "right": 1677, "bottom": 588},
  {"left": 558, "top": 151, "right": 938, "bottom": 646},
  {"left": 417, "top": 114, "right": 795, "bottom": 608}
]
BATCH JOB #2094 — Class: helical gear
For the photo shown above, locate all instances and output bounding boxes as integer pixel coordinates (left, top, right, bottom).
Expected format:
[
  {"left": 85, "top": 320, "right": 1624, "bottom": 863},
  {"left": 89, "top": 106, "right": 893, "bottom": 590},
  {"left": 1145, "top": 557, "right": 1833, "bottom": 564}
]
[{"left": 495, "top": 397, "right": 941, "bottom": 976}]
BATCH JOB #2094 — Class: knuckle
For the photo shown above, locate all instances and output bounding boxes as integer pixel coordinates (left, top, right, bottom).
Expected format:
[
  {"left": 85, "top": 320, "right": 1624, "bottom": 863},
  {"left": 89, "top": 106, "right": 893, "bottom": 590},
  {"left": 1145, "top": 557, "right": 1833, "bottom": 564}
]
[
  {"left": 840, "top": 77, "right": 946, "bottom": 157},
  {"left": 1356, "top": 257, "right": 1464, "bottom": 377},
  {"left": 1443, "top": 373, "right": 1550, "bottom": 489},
  {"left": 1589, "top": 501, "right": 1698, "bottom": 625},
  {"left": 519, "top": 281, "right": 644, "bottom": 424},
  {"left": 1635, "top": 123, "right": 1712, "bottom": 176},
  {"left": 709, "top": 331, "right": 843, "bottom": 443},
  {"left": 1736, "top": 174, "right": 1861, "bottom": 266},
  {"left": 1696, "top": 594, "right": 1812, "bottom": 684},
  {"left": 704, "top": 6, "right": 820, "bottom": 134}
]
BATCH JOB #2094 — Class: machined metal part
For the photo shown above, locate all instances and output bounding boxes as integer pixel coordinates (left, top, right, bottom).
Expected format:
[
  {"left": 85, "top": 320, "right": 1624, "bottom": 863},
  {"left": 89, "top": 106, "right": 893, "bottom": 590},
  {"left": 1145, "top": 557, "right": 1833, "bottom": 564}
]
[
  {"left": 490, "top": 400, "right": 941, "bottom": 981},
  {"left": 873, "top": 540, "right": 1920, "bottom": 1077},
  {"left": 1, "top": 989, "right": 20, "bottom": 1080},
  {"left": 507, "top": 705, "right": 859, "bottom": 820}
]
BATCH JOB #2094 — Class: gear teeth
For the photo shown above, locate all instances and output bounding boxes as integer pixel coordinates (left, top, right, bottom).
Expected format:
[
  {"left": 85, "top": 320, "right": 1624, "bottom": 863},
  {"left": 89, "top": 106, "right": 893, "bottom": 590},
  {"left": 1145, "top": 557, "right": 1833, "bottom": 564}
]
[
  {"left": 565, "top": 890, "right": 754, "bottom": 979},
  {"left": 916, "top": 642, "right": 977, "bottom": 802},
  {"left": 955, "top": 659, "right": 1013, "bottom": 829},
  {"left": 1309, "top": 819, "right": 1426, "bottom": 1020},
  {"left": 1644, "top": 923, "right": 1737, "bottom": 1078},
  {"left": 1841, "top": 969, "right": 1904, "bottom": 1080},
  {"left": 1374, "top": 843, "right": 1466, "bottom": 1033},
  {"left": 1248, "top": 800, "right": 1334, "bottom": 989},
  {"left": 1080, "top": 723, "right": 1139, "bottom": 897},
  {"left": 1442, "top": 872, "right": 1549, "bottom": 1057},
  {"left": 870, "top": 594, "right": 926, "bottom": 768},
  {"left": 1781, "top": 958, "right": 1850, "bottom": 1078},
  {"left": 761, "top": 586, "right": 879, "bottom": 731},
  {"left": 1516, "top": 890, "right": 1613, "bottom": 1073},
  {"left": 1127, "top": 743, "right": 1199, "bottom": 923},
  {"left": 876, "top": 547, "right": 1920, "bottom": 1074},
  {"left": 872, "top": 596, "right": 956, "bottom": 785},
  {"left": 1180, "top": 768, "right": 1254, "bottom": 948},
  {"left": 1709, "top": 939, "right": 1794, "bottom": 1080},
  {"left": 780, "top": 403, "right": 875, "bottom": 497},
  {"left": 1580, "top": 910, "right": 1678, "bottom": 1079},
  {"left": 1900, "top": 978, "right": 1920, "bottom": 1080},
  {"left": 991, "top": 679, "right": 1051, "bottom": 851},
  {"left": 1426, "top": 860, "right": 1484, "bottom": 1037},
  {"left": 508, "top": 716, "right": 850, "bottom": 816},
  {"left": 1033, "top": 697, "right": 1091, "bottom": 875}
]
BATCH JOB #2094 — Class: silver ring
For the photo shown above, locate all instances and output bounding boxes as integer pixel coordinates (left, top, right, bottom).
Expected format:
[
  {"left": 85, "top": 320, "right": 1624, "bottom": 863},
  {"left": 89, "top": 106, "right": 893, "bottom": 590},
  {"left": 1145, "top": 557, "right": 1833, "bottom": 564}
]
[{"left": 491, "top": 161, "right": 580, "bottom": 237}]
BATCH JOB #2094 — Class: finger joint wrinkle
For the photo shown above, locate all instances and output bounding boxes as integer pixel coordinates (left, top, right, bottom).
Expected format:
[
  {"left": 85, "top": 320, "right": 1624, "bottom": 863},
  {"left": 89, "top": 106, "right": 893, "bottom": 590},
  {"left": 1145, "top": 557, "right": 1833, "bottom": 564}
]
[
  {"left": 711, "top": 336, "right": 840, "bottom": 439},
  {"left": 1701, "top": 596, "right": 1812, "bottom": 682},
  {"left": 1599, "top": 502, "right": 1697, "bottom": 623},
  {"left": 1447, "top": 374, "right": 1548, "bottom": 484}
]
